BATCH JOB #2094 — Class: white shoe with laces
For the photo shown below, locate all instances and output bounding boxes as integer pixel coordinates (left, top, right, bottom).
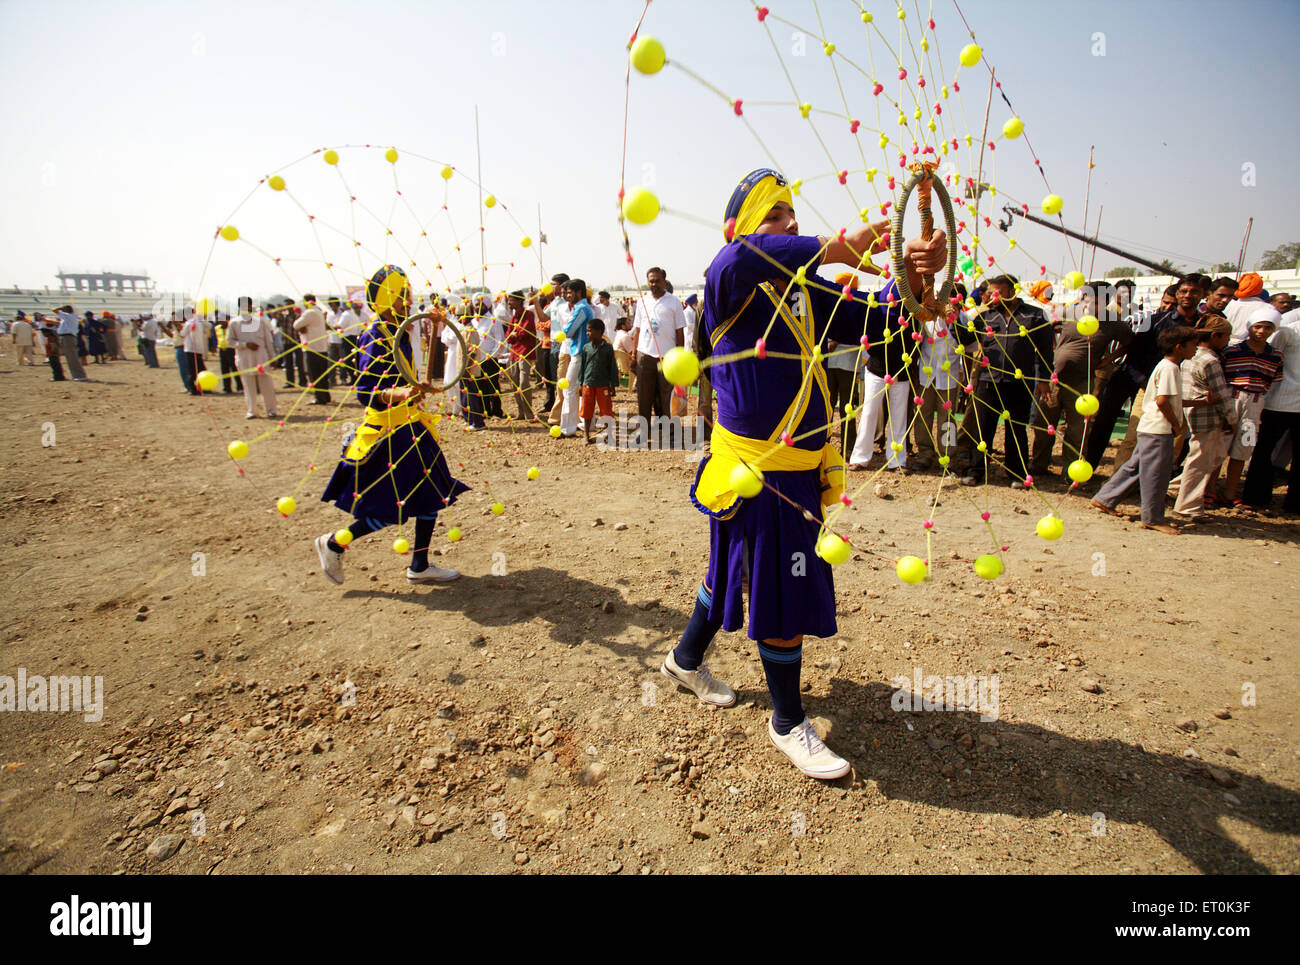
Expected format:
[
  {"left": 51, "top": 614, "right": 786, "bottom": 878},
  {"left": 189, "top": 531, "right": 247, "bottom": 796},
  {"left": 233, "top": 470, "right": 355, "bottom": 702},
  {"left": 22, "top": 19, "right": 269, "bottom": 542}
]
[
  {"left": 315, "top": 534, "right": 344, "bottom": 584},
  {"left": 661, "top": 650, "right": 736, "bottom": 707},
  {"left": 407, "top": 564, "right": 460, "bottom": 583},
  {"left": 768, "top": 716, "right": 851, "bottom": 780}
]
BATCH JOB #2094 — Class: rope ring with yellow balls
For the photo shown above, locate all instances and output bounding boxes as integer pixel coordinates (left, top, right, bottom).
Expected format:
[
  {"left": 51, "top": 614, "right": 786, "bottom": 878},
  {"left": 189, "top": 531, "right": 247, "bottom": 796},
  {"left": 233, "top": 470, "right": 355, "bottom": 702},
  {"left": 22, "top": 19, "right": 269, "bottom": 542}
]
[
  {"left": 888, "top": 163, "right": 959, "bottom": 320},
  {"left": 388, "top": 312, "right": 470, "bottom": 392}
]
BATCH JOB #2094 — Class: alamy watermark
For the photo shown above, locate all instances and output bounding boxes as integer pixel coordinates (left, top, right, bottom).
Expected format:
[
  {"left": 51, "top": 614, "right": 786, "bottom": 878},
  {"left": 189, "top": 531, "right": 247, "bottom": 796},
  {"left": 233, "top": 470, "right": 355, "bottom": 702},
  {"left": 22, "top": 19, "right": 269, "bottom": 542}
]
[
  {"left": 890, "top": 666, "right": 999, "bottom": 722},
  {"left": 1, "top": 668, "right": 104, "bottom": 722},
  {"left": 593, "top": 410, "right": 709, "bottom": 452}
]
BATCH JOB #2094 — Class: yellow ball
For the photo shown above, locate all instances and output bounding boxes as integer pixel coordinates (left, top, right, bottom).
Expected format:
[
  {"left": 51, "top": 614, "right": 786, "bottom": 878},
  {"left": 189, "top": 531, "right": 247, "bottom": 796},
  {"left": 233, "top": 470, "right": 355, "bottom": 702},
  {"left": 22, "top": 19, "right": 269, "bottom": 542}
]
[
  {"left": 1041, "top": 194, "right": 1064, "bottom": 216},
  {"left": 276, "top": 496, "right": 296, "bottom": 517},
  {"left": 484, "top": 195, "right": 496, "bottom": 208},
  {"left": 384, "top": 147, "right": 399, "bottom": 163},
  {"left": 219, "top": 224, "right": 239, "bottom": 242},
  {"left": 440, "top": 165, "right": 453, "bottom": 179},
  {"left": 1077, "top": 314, "right": 1100, "bottom": 336},
  {"left": 729, "top": 463, "right": 764, "bottom": 499},
  {"left": 491, "top": 502, "right": 505, "bottom": 516},
  {"left": 1002, "top": 117, "right": 1024, "bottom": 139},
  {"left": 1075, "top": 393, "right": 1100, "bottom": 416},
  {"left": 557, "top": 378, "right": 570, "bottom": 390},
  {"left": 630, "top": 35, "right": 666, "bottom": 75},
  {"left": 393, "top": 537, "right": 410, "bottom": 554},
  {"left": 1036, "top": 515, "right": 1064, "bottom": 541},
  {"left": 661, "top": 347, "right": 700, "bottom": 387},
  {"left": 227, "top": 440, "right": 249, "bottom": 459},
  {"left": 622, "top": 186, "right": 660, "bottom": 225},
  {"left": 1064, "top": 270, "right": 1086, "bottom": 290},
  {"left": 1067, "top": 459, "right": 1094, "bottom": 483},
  {"left": 527, "top": 466, "right": 540, "bottom": 480},
  {"left": 960, "top": 44, "right": 982, "bottom": 67},
  {"left": 323, "top": 150, "right": 339, "bottom": 165},
  {"left": 334, "top": 528, "right": 353, "bottom": 547},
  {"left": 817, "top": 533, "right": 852, "bottom": 565},
  {"left": 195, "top": 370, "right": 219, "bottom": 392},
  {"left": 896, "top": 555, "right": 928, "bottom": 584},
  {"left": 194, "top": 297, "right": 217, "bottom": 316},
  {"left": 447, "top": 528, "right": 462, "bottom": 542},
  {"left": 268, "top": 175, "right": 286, "bottom": 191},
  {"left": 550, "top": 425, "right": 563, "bottom": 438},
  {"left": 540, "top": 282, "right": 553, "bottom": 296},
  {"left": 973, "top": 554, "right": 1003, "bottom": 580},
  {"left": 521, "top": 236, "right": 532, "bottom": 248}
]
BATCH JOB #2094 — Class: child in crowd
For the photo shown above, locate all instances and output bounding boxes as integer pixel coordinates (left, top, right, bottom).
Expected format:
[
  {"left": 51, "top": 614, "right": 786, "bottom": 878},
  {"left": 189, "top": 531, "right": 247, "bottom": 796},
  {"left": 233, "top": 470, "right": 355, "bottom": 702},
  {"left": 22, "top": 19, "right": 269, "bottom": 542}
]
[
  {"left": 580, "top": 318, "right": 618, "bottom": 445},
  {"left": 1220, "top": 309, "right": 1283, "bottom": 506},
  {"left": 613, "top": 318, "right": 636, "bottom": 392},
  {"left": 1092, "top": 326, "right": 1199, "bottom": 533},
  {"left": 42, "top": 318, "right": 65, "bottom": 381}
]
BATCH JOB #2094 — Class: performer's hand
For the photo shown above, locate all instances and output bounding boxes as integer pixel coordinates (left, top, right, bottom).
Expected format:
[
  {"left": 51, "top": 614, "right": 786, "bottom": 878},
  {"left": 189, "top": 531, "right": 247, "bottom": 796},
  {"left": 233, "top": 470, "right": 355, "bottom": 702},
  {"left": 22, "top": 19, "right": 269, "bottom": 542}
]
[
  {"left": 903, "top": 230, "right": 947, "bottom": 276},
  {"left": 1036, "top": 382, "right": 1053, "bottom": 403}
]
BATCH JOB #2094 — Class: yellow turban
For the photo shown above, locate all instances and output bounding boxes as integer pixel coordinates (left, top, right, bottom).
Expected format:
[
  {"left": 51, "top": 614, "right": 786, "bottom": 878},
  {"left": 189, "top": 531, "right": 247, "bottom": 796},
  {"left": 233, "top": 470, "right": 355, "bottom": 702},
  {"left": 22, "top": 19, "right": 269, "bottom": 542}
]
[{"left": 724, "top": 168, "right": 792, "bottom": 239}]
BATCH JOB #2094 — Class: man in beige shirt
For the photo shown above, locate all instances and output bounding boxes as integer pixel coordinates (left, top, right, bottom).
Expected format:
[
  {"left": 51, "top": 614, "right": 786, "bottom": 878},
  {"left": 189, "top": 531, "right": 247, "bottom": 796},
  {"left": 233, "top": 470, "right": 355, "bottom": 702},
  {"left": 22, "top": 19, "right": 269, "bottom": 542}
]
[{"left": 293, "top": 294, "right": 332, "bottom": 405}]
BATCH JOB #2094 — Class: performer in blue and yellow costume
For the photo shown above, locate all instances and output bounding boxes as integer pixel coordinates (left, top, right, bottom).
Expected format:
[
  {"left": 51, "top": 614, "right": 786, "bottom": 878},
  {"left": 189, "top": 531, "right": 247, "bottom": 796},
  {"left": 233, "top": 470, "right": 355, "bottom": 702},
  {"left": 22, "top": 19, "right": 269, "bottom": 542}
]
[
  {"left": 661, "top": 169, "right": 948, "bottom": 779},
  {"left": 314, "top": 265, "right": 469, "bottom": 585}
]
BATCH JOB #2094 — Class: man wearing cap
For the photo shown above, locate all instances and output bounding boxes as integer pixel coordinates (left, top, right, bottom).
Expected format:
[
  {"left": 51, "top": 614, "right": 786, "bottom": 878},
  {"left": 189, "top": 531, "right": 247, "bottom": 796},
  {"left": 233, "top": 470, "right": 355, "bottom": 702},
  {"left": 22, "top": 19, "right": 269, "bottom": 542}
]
[
  {"left": 661, "top": 167, "right": 946, "bottom": 780},
  {"left": 1221, "top": 307, "right": 1284, "bottom": 504}
]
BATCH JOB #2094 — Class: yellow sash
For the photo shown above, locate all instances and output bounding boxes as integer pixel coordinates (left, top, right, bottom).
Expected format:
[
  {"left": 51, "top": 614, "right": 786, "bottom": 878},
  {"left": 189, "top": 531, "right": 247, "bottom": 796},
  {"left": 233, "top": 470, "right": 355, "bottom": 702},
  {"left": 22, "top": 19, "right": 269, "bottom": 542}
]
[
  {"left": 692, "top": 423, "right": 844, "bottom": 519},
  {"left": 690, "top": 281, "right": 842, "bottom": 519},
  {"left": 343, "top": 402, "right": 441, "bottom": 464}
]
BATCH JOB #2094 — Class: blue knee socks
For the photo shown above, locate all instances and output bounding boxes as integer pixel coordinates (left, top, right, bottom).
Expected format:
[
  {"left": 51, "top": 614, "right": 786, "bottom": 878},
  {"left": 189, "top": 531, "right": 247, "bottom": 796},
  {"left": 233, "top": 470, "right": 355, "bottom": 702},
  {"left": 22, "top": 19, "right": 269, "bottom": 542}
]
[
  {"left": 758, "top": 640, "right": 804, "bottom": 735},
  {"left": 672, "top": 584, "right": 722, "bottom": 671}
]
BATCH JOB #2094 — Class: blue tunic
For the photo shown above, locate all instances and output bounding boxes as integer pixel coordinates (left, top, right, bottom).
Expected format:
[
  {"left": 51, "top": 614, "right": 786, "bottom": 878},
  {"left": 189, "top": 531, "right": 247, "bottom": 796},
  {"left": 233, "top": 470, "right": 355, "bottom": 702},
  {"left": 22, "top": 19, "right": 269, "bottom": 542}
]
[
  {"left": 320, "top": 322, "right": 468, "bottom": 524},
  {"left": 699, "top": 233, "right": 898, "bottom": 640}
]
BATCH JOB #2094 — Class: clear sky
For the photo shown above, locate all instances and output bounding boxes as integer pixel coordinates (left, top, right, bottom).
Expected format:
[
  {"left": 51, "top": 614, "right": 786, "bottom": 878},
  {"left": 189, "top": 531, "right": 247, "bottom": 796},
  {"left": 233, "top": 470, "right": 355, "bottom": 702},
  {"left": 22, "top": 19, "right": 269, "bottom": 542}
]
[{"left": 3, "top": 0, "right": 1297, "bottom": 301}]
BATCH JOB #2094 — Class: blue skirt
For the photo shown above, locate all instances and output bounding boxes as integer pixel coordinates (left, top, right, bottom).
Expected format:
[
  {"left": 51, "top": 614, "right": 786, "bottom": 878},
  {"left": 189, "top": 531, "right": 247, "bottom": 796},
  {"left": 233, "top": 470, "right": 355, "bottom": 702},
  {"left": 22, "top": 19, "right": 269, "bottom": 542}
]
[
  {"left": 320, "top": 422, "right": 468, "bottom": 525},
  {"left": 705, "top": 467, "right": 837, "bottom": 641}
]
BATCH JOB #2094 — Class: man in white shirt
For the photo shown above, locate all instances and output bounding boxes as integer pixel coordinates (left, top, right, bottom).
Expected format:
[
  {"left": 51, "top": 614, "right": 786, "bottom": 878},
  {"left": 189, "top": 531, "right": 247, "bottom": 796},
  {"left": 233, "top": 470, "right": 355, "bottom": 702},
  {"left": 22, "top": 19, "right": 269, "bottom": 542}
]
[
  {"left": 546, "top": 277, "right": 572, "bottom": 425},
  {"left": 630, "top": 266, "right": 685, "bottom": 424},
  {"left": 336, "top": 298, "right": 365, "bottom": 384},
  {"left": 1242, "top": 319, "right": 1300, "bottom": 514},
  {"left": 56, "top": 305, "right": 88, "bottom": 381},
  {"left": 1225, "top": 273, "right": 1270, "bottom": 342},
  {"left": 474, "top": 294, "right": 507, "bottom": 418},
  {"left": 293, "top": 294, "right": 332, "bottom": 404},
  {"left": 682, "top": 293, "right": 698, "bottom": 355},
  {"left": 139, "top": 314, "right": 161, "bottom": 368},
  {"left": 180, "top": 311, "right": 209, "bottom": 395},
  {"left": 325, "top": 296, "right": 346, "bottom": 383}
]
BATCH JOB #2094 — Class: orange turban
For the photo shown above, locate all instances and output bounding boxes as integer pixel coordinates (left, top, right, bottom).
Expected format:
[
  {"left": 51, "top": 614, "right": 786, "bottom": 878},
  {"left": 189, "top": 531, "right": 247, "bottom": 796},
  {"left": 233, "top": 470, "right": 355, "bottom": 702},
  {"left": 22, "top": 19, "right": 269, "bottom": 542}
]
[
  {"left": 1028, "top": 280, "right": 1053, "bottom": 304},
  {"left": 1235, "top": 273, "right": 1263, "bottom": 298},
  {"left": 833, "top": 272, "right": 860, "bottom": 289}
]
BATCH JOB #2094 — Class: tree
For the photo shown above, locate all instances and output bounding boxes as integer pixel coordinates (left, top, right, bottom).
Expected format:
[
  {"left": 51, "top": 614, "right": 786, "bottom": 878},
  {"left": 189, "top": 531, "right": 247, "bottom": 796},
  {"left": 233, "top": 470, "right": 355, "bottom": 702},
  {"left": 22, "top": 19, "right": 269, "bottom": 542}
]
[
  {"left": 1259, "top": 242, "right": 1300, "bottom": 271},
  {"left": 1107, "top": 266, "right": 1138, "bottom": 278},
  {"left": 1143, "top": 259, "right": 1179, "bottom": 277},
  {"left": 1210, "top": 262, "right": 1237, "bottom": 274}
]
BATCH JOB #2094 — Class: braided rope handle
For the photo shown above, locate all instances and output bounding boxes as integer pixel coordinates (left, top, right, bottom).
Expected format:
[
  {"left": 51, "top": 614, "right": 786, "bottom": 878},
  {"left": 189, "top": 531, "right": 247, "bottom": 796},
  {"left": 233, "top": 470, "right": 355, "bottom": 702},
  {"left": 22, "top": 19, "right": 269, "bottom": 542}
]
[{"left": 888, "top": 166, "right": 959, "bottom": 319}]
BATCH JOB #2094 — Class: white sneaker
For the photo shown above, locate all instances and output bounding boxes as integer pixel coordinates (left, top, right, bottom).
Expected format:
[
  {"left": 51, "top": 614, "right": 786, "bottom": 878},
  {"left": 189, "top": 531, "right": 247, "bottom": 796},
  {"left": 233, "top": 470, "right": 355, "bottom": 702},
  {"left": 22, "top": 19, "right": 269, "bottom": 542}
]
[
  {"left": 315, "top": 534, "right": 344, "bottom": 584},
  {"left": 407, "top": 564, "right": 460, "bottom": 583},
  {"left": 661, "top": 650, "right": 736, "bottom": 707},
  {"left": 768, "top": 716, "right": 851, "bottom": 780}
]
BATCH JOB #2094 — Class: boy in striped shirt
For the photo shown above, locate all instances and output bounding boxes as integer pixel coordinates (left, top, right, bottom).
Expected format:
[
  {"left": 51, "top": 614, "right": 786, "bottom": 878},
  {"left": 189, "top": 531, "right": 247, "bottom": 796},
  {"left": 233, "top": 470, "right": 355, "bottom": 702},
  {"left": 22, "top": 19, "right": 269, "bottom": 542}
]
[{"left": 1220, "top": 309, "right": 1283, "bottom": 505}]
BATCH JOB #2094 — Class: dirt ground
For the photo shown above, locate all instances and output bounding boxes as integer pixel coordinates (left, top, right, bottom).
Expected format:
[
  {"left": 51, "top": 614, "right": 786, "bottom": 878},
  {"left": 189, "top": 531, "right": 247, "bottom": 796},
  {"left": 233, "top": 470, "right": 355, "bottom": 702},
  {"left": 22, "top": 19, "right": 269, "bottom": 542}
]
[{"left": 1, "top": 348, "right": 1297, "bottom": 875}]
